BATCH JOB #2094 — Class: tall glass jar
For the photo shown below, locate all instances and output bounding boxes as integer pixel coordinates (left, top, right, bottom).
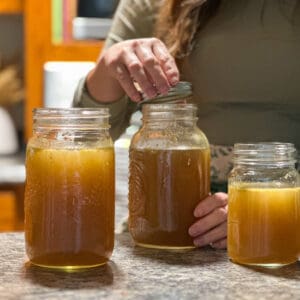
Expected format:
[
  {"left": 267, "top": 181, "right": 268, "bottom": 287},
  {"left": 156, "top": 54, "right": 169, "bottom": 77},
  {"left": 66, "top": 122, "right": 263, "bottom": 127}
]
[
  {"left": 25, "top": 108, "right": 115, "bottom": 270},
  {"left": 228, "top": 142, "right": 300, "bottom": 267},
  {"left": 129, "top": 90, "right": 210, "bottom": 249}
]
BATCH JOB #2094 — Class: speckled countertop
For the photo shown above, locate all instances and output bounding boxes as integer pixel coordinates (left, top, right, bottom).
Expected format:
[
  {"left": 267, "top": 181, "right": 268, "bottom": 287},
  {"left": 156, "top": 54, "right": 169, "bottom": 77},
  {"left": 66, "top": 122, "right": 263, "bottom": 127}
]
[{"left": 0, "top": 232, "right": 299, "bottom": 300}]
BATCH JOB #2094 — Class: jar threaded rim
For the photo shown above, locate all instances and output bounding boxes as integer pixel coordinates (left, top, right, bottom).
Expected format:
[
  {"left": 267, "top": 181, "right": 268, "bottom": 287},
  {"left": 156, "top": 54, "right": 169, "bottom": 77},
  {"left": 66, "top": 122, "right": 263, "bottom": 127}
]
[
  {"left": 142, "top": 103, "right": 198, "bottom": 122},
  {"left": 33, "top": 108, "right": 110, "bottom": 131},
  {"left": 233, "top": 142, "right": 297, "bottom": 165}
]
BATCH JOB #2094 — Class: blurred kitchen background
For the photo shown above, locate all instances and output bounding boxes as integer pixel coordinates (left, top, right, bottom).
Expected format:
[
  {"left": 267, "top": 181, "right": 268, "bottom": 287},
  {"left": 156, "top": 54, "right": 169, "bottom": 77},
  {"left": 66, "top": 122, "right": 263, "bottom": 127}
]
[{"left": 0, "top": 0, "right": 133, "bottom": 232}]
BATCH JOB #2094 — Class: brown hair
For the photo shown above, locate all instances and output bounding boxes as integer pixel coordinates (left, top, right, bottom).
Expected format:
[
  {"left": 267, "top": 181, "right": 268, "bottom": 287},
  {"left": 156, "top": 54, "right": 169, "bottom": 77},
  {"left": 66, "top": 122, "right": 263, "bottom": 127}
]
[
  {"left": 156, "top": 0, "right": 300, "bottom": 58},
  {"left": 155, "top": 0, "right": 221, "bottom": 59}
]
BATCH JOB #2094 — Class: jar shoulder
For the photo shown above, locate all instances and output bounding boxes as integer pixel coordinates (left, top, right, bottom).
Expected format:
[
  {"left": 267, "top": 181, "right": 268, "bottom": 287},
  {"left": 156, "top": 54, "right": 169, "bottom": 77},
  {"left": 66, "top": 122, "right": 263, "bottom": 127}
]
[
  {"left": 229, "top": 165, "right": 299, "bottom": 188},
  {"left": 131, "top": 125, "right": 210, "bottom": 150},
  {"left": 27, "top": 134, "right": 114, "bottom": 150}
]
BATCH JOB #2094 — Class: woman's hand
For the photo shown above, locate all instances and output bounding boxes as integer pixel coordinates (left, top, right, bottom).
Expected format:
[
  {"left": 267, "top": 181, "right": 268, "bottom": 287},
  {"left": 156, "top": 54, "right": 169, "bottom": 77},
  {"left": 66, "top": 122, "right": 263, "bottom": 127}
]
[
  {"left": 188, "top": 193, "right": 228, "bottom": 249},
  {"left": 87, "top": 38, "right": 179, "bottom": 103}
]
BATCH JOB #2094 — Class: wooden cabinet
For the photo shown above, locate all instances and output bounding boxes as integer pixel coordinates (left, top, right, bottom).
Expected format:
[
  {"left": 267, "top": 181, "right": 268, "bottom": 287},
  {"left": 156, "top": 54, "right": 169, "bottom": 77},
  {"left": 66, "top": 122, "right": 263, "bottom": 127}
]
[
  {"left": 0, "top": 0, "right": 23, "bottom": 14},
  {"left": 0, "top": 0, "right": 25, "bottom": 232},
  {"left": 1, "top": 0, "right": 104, "bottom": 139},
  {"left": 0, "top": 0, "right": 104, "bottom": 231},
  {"left": 24, "top": 0, "right": 104, "bottom": 139}
]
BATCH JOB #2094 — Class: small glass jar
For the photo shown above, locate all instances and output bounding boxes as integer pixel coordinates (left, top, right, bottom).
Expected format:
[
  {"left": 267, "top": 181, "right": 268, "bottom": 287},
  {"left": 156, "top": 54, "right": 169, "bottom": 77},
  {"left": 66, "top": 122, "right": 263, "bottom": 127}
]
[
  {"left": 228, "top": 142, "right": 300, "bottom": 267},
  {"left": 25, "top": 108, "right": 115, "bottom": 270},
  {"left": 129, "top": 83, "right": 210, "bottom": 250}
]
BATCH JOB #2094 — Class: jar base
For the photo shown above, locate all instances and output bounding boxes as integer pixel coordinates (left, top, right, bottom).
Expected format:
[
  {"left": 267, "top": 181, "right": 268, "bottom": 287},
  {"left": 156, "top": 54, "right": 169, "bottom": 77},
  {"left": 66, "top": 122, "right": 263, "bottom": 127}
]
[
  {"left": 135, "top": 241, "right": 195, "bottom": 251},
  {"left": 229, "top": 258, "right": 297, "bottom": 268},
  {"left": 28, "top": 260, "right": 108, "bottom": 271}
]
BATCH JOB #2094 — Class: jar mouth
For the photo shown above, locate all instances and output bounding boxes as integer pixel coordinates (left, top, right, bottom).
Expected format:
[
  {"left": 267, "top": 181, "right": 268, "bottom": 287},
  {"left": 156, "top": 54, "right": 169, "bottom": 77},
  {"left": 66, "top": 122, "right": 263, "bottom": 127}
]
[
  {"left": 142, "top": 103, "right": 196, "bottom": 110},
  {"left": 233, "top": 142, "right": 297, "bottom": 165},
  {"left": 142, "top": 103, "right": 198, "bottom": 121},
  {"left": 33, "top": 108, "right": 109, "bottom": 118},
  {"left": 33, "top": 108, "right": 110, "bottom": 130}
]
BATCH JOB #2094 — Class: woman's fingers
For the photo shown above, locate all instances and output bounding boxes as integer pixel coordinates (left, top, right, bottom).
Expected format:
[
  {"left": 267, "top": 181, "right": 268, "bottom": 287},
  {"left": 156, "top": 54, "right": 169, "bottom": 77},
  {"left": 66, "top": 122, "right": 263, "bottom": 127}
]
[
  {"left": 111, "top": 63, "right": 142, "bottom": 102},
  {"left": 210, "top": 238, "right": 227, "bottom": 249},
  {"left": 121, "top": 50, "right": 157, "bottom": 99},
  {"left": 104, "top": 38, "right": 179, "bottom": 101},
  {"left": 194, "top": 192, "right": 228, "bottom": 218},
  {"left": 152, "top": 40, "right": 179, "bottom": 85},
  {"left": 189, "top": 205, "right": 227, "bottom": 237},
  {"left": 135, "top": 43, "right": 170, "bottom": 95},
  {"left": 192, "top": 221, "right": 227, "bottom": 248},
  {"left": 188, "top": 192, "right": 228, "bottom": 249}
]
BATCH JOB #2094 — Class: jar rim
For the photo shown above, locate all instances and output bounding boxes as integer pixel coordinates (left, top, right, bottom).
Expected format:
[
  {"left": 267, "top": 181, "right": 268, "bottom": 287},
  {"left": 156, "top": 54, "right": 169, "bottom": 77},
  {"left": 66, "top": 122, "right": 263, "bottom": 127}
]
[
  {"left": 234, "top": 142, "right": 296, "bottom": 152},
  {"left": 233, "top": 142, "right": 297, "bottom": 165},
  {"left": 142, "top": 102, "right": 197, "bottom": 111},
  {"left": 32, "top": 107, "right": 110, "bottom": 131},
  {"left": 142, "top": 103, "right": 198, "bottom": 122},
  {"left": 33, "top": 107, "right": 109, "bottom": 118}
]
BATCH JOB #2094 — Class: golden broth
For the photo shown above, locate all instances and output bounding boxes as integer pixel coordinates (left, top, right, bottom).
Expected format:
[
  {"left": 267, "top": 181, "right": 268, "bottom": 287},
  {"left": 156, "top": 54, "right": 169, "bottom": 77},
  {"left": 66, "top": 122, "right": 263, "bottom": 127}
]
[
  {"left": 228, "top": 184, "right": 300, "bottom": 266},
  {"left": 25, "top": 147, "right": 115, "bottom": 269},
  {"left": 129, "top": 148, "right": 210, "bottom": 249}
]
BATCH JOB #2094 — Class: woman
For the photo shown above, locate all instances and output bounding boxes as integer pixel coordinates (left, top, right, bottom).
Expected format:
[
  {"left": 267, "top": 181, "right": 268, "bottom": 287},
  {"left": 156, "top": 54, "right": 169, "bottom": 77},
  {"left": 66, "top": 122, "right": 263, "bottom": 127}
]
[{"left": 73, "top": 0, "right": 300, "bottom": 249}]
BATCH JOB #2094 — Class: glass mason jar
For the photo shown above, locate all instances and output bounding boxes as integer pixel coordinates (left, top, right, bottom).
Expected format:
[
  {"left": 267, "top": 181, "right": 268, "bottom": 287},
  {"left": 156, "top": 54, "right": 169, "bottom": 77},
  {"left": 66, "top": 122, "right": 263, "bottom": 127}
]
[
  {"left": 24, "top": 108, "right": 115, "bottom": 270},
  {"left": 228, "top": 142, "right": 300, "bottom": 267},
  {"left": 129, "top": 85, "right": 210, "bottom": 250}
]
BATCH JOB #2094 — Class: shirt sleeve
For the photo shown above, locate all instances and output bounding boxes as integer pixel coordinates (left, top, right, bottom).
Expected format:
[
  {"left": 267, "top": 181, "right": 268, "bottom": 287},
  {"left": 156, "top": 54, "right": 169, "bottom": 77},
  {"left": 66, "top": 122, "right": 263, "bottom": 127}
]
[
  {"left": 73, "top": 77, "right": 137, "bottom": 141},
  {"left": 73, "top": 0, "right": 160, "bottom": 140},
  {"left": 104, "top": 0, "right": 160, "bottom": 49}
]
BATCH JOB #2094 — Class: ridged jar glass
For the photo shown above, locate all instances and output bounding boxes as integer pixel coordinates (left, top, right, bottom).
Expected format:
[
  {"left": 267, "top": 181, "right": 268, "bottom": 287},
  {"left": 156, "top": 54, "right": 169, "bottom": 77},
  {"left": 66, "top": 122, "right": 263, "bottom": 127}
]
[
  {"left": 25, "top": 108, "right": 115, "bottom": 270},
  {"left": 129, "top": 99, "right": 210, "bottom": 250},
  {"left": 228, "top": 142, "right": 300, "bottom": 267}
]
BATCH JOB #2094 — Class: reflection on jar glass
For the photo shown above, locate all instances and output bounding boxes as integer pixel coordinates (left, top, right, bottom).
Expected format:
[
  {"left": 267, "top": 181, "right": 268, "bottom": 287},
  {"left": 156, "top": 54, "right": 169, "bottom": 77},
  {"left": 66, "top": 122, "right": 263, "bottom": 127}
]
[
  {"left": 228, "top": 142, "right": 300, "bottom": 267},
  {"left": 25, "top": 108, "right": 115, "bottom": 270},
  {"left": 129, "top": 84, "right": 210, "bottom": 250}
]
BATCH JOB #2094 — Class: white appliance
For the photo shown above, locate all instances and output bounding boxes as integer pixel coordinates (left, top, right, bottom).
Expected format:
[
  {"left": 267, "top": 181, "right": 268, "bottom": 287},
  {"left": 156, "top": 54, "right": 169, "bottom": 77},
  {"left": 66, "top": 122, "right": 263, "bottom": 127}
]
[
  {"left": 43, "top": 61, "right": 95, "bottom": 108},
  {"left": 0, "top": 107, "right": 18, "bottom": 155},
  {"left": 72, "top": 17, "right": 113, "bottom": 40}
]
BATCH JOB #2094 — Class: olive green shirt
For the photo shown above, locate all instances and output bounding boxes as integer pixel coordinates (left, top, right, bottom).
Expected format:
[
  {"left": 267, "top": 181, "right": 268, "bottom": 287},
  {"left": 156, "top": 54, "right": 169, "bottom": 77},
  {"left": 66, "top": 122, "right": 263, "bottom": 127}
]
[{"left": 73, "top": 0, "right": 300, "bottom": 151}]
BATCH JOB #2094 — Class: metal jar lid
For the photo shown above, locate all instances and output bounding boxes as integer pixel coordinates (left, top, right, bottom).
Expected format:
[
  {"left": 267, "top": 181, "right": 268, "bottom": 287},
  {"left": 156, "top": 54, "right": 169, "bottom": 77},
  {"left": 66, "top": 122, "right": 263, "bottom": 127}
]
[{"left": 139, "top": 81, "right": 192, "bottom": 105}]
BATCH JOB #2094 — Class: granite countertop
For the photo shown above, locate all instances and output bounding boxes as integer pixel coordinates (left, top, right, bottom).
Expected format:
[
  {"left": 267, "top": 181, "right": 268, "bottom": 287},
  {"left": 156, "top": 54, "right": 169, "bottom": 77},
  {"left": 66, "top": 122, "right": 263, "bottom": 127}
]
[{"left": 0, "top": 232, "right": 299, "bottom": 300}]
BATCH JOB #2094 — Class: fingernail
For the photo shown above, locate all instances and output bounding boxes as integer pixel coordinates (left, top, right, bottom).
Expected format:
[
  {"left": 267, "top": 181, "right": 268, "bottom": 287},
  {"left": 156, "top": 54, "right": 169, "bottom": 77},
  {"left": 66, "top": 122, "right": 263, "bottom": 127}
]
[
  {"left": 188, "top": 227, "right": 200, "bottom": 237},
  {"left": 194, "top": 238, "right": 205, "bottom": 247},
  {"left": 170, "top": 77, "right": 179, "bottom": 86},
  {"left": 194, "top": 209, "right": 203, "bottom": 218}
]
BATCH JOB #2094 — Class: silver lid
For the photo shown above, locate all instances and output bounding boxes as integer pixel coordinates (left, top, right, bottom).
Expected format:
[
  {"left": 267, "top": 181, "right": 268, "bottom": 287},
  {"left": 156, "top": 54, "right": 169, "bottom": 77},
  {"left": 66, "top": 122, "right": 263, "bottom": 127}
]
[{"left": 139, "top": 81, "right": 192, "bottom": 105}]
